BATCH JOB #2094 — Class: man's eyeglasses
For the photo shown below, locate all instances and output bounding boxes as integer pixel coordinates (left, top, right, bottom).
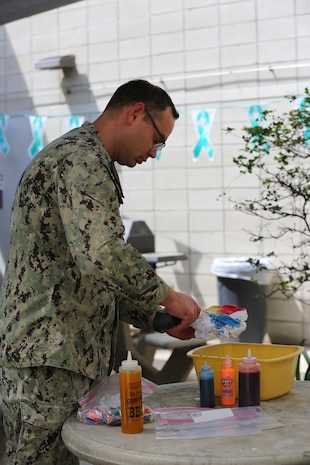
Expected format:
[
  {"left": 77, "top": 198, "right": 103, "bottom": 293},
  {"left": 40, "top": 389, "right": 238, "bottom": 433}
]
[{"left": 145, "top": 108, "right": 166, "bottom": 151}]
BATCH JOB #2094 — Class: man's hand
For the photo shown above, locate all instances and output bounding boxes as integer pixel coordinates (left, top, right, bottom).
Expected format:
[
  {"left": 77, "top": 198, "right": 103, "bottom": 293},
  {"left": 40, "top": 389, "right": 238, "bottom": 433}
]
[
  {"left": 166, "top": 325, "right": 196, "bottom": 340},
  {"left": 160, "top": 288, "right": 201, "bottom": 340}
]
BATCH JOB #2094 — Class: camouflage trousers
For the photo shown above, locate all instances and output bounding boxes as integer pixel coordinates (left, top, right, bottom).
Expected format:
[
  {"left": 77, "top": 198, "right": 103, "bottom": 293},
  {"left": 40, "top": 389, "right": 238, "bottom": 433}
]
[{"left": 0, "top": 366, "right": 93, "bottom": 465}]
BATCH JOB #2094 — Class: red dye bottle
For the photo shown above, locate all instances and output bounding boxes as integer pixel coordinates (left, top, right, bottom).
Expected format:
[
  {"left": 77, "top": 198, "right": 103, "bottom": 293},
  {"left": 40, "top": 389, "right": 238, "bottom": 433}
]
[{"left": 238, "top": 348, "right": 260, "bottom": 407}]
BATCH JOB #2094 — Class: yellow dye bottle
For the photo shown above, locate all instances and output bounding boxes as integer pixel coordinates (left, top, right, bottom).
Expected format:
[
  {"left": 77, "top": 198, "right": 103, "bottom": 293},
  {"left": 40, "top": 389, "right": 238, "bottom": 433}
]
[{"left": 119, "top": 350, "right": 143, "bottom": 434}]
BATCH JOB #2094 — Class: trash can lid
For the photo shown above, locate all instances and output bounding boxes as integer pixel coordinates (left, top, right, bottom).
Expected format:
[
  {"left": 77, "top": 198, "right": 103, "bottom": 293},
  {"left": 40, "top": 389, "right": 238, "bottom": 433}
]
[{"left": 211, "top": 256, "right": 273, "bottom": 285}]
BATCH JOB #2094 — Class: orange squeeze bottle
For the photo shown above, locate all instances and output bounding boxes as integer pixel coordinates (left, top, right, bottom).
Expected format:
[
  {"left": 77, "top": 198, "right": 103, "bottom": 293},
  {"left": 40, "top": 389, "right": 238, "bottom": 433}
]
[
  {"left": 220, "top": 355, "right": 235, "bottom": 406},
  {"left": 119, "top": 350, "right": 143, "bottom": 434}
]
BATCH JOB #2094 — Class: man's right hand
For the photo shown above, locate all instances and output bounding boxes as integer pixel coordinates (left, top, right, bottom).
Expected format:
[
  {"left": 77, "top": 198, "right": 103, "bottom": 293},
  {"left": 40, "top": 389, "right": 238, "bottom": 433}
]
[{"left": 160, "top": 288, "right": 201, "bottom": 339}]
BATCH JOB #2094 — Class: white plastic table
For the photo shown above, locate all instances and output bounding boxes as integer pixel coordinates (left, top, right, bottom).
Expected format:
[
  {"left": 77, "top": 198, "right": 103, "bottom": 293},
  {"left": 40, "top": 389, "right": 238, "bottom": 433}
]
[{"left": 62, "top": 381, "right": 310, "bottom": 465}]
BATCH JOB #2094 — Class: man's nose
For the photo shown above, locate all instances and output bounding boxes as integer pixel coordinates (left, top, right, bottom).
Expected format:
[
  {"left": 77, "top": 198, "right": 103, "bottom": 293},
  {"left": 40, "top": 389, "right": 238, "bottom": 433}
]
[{"left": 148, "top": 148, "right": 158, "bottom": 158}]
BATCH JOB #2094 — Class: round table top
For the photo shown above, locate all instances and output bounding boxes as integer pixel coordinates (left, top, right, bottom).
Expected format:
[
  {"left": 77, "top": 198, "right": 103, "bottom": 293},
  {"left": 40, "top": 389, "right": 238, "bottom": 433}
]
[{"left": 62, "top": 381, "right": 310, "bottom": 465}]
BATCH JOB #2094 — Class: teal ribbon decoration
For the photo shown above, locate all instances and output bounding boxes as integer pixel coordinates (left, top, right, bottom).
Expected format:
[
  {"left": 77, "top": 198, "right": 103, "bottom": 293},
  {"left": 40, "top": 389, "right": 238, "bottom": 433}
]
[
  {"left": 193, "top": 110, "right": 214, "bottom": 160},
  {"left": 155, "top": 150, "right": 162, "bottom": 161},
  {"left": 67, "top": 115, "right": 85, "bottom": 131},
  {"left": 299, "top": 98, "right": 310, "bottom": 147},
  {"left": 0, "top": 114, "right": 10, "bottom": 155},
  {"left": 248, "top": 104, "right": 270, "bottom": 152},
  {"left": 28, "top": 116, "right": 46, "bottom": 159}
]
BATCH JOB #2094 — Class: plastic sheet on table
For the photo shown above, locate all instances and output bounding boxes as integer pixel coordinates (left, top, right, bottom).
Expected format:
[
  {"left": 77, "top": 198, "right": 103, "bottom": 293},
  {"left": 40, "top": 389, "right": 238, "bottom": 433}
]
[{"left": 154, "top": 406, "right": 282, "bottom": 440}]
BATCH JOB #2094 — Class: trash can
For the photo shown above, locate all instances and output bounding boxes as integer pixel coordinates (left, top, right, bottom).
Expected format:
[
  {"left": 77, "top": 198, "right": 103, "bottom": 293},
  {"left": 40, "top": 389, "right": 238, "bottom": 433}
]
[{"left": 211, "top": 257, "right": 273, "bottom": 343}]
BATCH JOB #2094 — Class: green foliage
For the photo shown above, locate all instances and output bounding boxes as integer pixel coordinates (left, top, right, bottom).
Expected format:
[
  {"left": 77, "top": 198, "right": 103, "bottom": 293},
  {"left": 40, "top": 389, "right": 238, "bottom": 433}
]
[{"left": 227, "top": 88, "right": 310, "bottom": 296}]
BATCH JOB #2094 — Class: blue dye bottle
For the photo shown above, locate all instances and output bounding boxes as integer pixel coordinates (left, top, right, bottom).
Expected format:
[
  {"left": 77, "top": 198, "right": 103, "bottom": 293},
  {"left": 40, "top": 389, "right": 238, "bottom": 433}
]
[{"left": 199, "top": 361, "right": 215, "bottom": 408}]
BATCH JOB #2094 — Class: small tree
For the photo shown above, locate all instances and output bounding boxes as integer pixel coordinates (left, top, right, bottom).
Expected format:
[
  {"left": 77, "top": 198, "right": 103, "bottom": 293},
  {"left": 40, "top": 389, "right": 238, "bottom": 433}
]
[{"left": 227, "top": 88, "right": 310, "bottom": 296}]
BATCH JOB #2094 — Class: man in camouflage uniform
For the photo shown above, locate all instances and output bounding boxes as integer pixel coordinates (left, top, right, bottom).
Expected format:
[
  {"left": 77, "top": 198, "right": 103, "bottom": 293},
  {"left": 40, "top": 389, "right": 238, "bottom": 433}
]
[{"left": 0, "top": 80, "right": 201, "bottom": 464}]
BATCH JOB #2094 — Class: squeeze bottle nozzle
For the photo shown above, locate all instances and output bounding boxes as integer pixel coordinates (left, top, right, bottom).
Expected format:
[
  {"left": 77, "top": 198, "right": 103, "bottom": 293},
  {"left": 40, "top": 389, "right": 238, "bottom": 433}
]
[
  {"left": 223, "top": 355, "right": 232, "bottom": 368},
  {"left": 201, "top": 361, "right": 212, "bottom": 372},
  {"left": 121, "top": 350, "right": 138, "bottom": 368},
  {"left": 242, "top": 348, "right": 257, "bottom": 364}
]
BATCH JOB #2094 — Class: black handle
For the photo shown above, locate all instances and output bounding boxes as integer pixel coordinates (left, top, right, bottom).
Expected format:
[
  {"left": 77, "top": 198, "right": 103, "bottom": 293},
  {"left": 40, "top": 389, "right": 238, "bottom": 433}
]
[{"left": 153, "top": 311, "right": 181, "bottom": 333}]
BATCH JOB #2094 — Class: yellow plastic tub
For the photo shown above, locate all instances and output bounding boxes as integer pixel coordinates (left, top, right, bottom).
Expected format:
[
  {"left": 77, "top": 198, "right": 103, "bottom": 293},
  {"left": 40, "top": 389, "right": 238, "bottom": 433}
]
[{"left": 187, "top": 342, "right": 303, "bottom": 400}]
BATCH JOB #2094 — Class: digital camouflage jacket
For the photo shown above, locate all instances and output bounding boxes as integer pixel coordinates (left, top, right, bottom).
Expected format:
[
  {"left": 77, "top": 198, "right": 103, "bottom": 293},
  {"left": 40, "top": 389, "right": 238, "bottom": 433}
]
[{"left": 0, "top": 122, "right": 169, "bottom": 380}]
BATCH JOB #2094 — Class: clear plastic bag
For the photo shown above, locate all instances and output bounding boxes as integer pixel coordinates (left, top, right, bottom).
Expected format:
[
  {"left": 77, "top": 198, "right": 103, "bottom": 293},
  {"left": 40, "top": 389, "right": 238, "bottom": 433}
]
[
  {"left": 154, "top": 406, "right": 282, "bottom": 439},
  {"left": 77, "top": 373, "right": 157, "bottom": 426}
]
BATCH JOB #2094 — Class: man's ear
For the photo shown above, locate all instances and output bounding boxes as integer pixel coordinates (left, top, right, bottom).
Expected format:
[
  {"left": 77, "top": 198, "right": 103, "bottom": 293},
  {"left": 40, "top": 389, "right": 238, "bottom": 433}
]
[{"left": 127, "top": 102, "right": 145, "bottom": 124}]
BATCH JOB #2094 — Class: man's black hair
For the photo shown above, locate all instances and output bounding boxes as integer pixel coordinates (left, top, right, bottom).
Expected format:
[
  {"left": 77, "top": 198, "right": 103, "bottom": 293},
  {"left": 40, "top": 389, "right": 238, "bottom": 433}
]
[{"left": 105, "top": 79, "right": 179, "bottom": 119}]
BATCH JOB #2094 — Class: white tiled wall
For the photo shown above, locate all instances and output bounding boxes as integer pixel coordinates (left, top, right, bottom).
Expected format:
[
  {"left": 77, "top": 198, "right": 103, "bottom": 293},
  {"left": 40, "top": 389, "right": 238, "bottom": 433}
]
[{"left": 1, "top": 0, "right": 310, "bottom": 341}]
